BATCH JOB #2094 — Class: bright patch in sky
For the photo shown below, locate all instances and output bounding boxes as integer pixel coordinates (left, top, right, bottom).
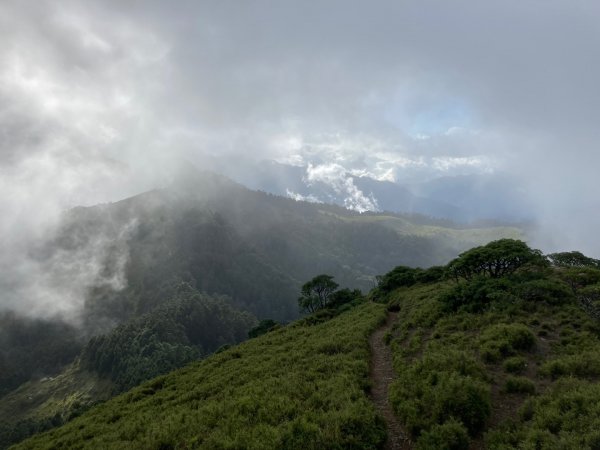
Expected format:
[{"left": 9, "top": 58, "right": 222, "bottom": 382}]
[{"left": 409, "top": 100, "right": 474, "bottom": 138}]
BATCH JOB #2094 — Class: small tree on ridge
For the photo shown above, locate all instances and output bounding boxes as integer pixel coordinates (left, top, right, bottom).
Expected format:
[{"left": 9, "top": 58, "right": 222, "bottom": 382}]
[{"left": 298, "top": 274, "right": 339, "bottom": 313}]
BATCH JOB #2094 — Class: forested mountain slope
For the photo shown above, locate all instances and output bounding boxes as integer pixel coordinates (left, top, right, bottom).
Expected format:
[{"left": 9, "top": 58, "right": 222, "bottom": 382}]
[
  {"left": 53, "top": 170, "right": 521, "bottom": 333},
  {"left": 16, "top": 302, "right": 388, "bottom": 450},
  {"left": 16, "top": 241, "right": 600, "bottom": 450},
  {"left": 0, "top": 172, "right": 522, "bottom": 448}
]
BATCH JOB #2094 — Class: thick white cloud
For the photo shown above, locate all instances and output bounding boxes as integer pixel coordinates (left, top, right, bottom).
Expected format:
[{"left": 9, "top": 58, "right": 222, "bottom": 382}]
[
  {"left": 2, "top": 0, "right": 600, "bottom": 318},
  {"left": 305, "top": 163, "right": 379, "bottom": 212}
]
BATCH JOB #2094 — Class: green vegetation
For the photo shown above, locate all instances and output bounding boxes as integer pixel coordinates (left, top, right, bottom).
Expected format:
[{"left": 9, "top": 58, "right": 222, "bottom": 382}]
[
  {"left": 503, "top": 356, "right": 527, "bottom": 374},
  {"left": 447, "top": 238, "right": 546, "bottom": 281},
  {"left": 504, "top": 376, "right": 536, "bottom": 395},
  {"left": 415, "top": 419, "right": 470, "bottom": 450},
  {"left": 0, "top": 173, "right": 521, "bottom": 445},
  {"left": 372, "top": 265, "right": 445, "bottom": 298},
  {"left": 381, "top": 240, "right": 600, "bottom": 449},
  {"left": 15, "top": 303, "right": 387, "bottom": 449},
  {"left": 487, "top": 379, "right": 600, "bottom": 449},
  {"left": 63, "top": 172, "right": 522, "bottom": 332},
  {"left": 547, "top": 251, "right": 600, "bottom": 269},
  {"left": 297, "top": 274, "right": 340, "bottom": 313},
  {"left": 248, "top": 319, "right": 280, "bottom": 339},
  {"left": 0, "top": 313, "right": 82, "bottom": 398},
  {"left": 297, "top": 274, "right": 363, "bottom": 314},
  {"left": 0, "top": 363, "right": 113, "bottom": 450},
  {"left": 15, "top": 234, "right": 600, "bottom": 449},
  {"left": 81, "top": 284, "right": 256, "bottom": 392}
]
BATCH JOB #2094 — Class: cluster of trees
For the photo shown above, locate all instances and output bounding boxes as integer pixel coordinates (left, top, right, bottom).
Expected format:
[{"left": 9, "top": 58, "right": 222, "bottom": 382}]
[
  {"left": 52, "top": 171, "right": 507, "bottom": 336},
  {"left": 547, "top": 251, "right": 600, "bottom": 269},
  {"left": 374, "top": 265, "right": 445, "bottom": 295},
  {"left": 446, "top": 239, "right": 546, "bottom": 281},
  {"left": 297, "top": 275, "right": 363, "bottom": 314},
  {"left": 15, "top": 303, "right": 388, "bottom": 450},
  {"left": 81, "top": 285, "right": 256, "bottom": 392},
  {"left": 248, "top": 319, "right": 280, "bottom": 338},
  {"left": 372, "top": 239, "right": 600, "bottom": 314}
]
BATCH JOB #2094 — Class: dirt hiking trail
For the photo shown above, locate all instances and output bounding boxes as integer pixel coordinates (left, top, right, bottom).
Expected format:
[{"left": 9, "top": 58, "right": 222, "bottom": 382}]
[{"left": 369, "top": 312, "right": 411, "bottom": 450}]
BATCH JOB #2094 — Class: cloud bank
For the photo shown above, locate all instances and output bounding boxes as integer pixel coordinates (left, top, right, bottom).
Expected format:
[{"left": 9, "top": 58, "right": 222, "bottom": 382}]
[{"left": 2, "top": 0, "right": 600, "bottom": 318}]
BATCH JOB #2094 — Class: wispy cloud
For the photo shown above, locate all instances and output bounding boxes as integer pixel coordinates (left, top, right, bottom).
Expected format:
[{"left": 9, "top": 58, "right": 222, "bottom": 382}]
[{"left": 1, "top": 0, "right": 600, "bottom": 319}]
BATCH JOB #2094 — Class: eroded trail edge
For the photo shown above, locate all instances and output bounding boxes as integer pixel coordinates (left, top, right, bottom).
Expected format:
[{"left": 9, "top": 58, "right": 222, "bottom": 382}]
[{"left": 369, "top": 311, "right": 411, "bottom": 450}]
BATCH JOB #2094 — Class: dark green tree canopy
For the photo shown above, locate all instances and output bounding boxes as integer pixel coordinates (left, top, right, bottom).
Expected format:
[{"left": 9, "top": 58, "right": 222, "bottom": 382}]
[
  {"left": 447, "top": 239, "right": 545, "bottom": 281},
  {"left": 248, "top": 319, "right": 280, "bottom": 339},
  {"left": 298, "top": 274, "right": 339, "bottom": 313},
  {"left": 548, "top": 251, "right": 600, "bottom": 269}
]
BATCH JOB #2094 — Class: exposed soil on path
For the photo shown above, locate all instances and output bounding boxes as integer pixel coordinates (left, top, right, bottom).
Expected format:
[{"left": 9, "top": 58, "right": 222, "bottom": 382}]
[{"left": 369, "top": 312, "right": 412, "bottom": 450}]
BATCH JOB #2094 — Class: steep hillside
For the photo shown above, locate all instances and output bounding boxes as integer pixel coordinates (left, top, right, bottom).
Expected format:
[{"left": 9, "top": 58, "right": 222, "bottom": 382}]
[
  {"left": 15, "top": 302, "right": 388, "bottom": 449},
  {"left": 0, "top": 172, "right": 522, "bottom": 447},
  {"left": 0, "top": 287, "right": 256, "bottom": 449},
  {"left": 47, "top": 170, "right": 521, "bottom": 335},
  {"left": 17, "top": 241, "right": 600, "bottom": 450},
  {"left": 379, "top": 244, "right": 600, "bottom": 449}
]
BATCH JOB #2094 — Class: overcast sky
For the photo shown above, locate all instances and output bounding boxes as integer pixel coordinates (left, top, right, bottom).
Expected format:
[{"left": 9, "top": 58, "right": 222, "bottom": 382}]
[{"left": 1, "top": 0, "right": 600, "bottom": 315}]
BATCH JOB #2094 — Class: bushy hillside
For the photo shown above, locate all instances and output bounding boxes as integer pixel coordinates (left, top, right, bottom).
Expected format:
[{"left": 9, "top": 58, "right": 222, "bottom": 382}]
[
  {"left": 15, "top": 302, "right": 387, "bottom": 450},
  {"left": 49, "top": 170, "right": 521, "bottom": 334},
  {"left": 11, "top": 240, "right": 600, "bottom": 449},
  {"left": 0, "top": 172, "right": 522, "bottom": 447},
  {"left": 80, "top": 285, "right": 257, "bottom": 393},
  {"left": 0, "top": 286, "right": 255, "bottom": 449},
  {"left": 380, "top": 243, "right": 600, "bottom": 449}
]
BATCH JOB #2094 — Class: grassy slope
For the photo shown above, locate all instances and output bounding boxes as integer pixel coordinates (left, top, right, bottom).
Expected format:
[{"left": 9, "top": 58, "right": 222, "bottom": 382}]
[
  {"left": 16, "top": 303, "right": 387, "bottom": 450},
  {"left": 321, "top": 211, "right": 522, "bottom": 242},
  {"left": 386, "top": 280, "right": 600, "bottom": 449},
  {"left": 0, "top": 202, "right": 521, "bottom": 445},
  {"left": 0, "top": 363, "right": 112, "bottom": 425}
]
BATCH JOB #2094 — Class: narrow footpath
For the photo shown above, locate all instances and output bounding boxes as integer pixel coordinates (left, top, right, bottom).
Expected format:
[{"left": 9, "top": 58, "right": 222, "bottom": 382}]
[{"left": 369, "top": 312, "right": 411, "bottom": 450}]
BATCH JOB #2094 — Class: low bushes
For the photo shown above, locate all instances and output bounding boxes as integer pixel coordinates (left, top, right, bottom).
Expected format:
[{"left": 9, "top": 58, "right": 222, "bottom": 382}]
[
  {"left": 503, "top": 356, "right": 527, "bottom": 374},
  {"left": 513, "top": 279, "right": 574, "bottom": 305},
  {"left": 479, "top": 323, "right": 536, "bottom": 363},
  {"left": 540, "top": 351, "right": 600, "bottom": 380},
  {"left": 16, "top": 303, "right": 388, "bottom": 450},
  {"left": 486, "top": 379, "right": 600, "bottom": 449},
  {"left": 391, "top": 348, "right": 490, "bottom": 437},
  {"left": 416, "top": 419, "right": 469, "bottom": 450},
  {"left": 504, "top": 376, "right": 535, "bottom": 395},
  {"left": 439, "top": 277, "right": 513, "bottom": 313}
]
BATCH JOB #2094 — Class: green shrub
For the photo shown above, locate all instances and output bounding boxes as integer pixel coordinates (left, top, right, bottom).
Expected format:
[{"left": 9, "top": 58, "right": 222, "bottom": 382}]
[
  {"left": 485, "top": 378, "right": 600, "bottom": 448},
  {"left": 504, "top": 376, "right": 535, "bottom": 394},
  {"left": 480, "top": 340, "right": 512, "bottom": 363},
  {"left": 503, "top": 356, "right": 528, "bottom": 374},
  {"left": 416, "top": 419, "right": 470, "bottom": 450},
  {"left": 432, "top": 374, "right": 491, "bottom": 435},
  {"left": 16, "top": 303, "right": 388, "bottom": 450},
  {"left": 387, "top": 297, "right": 402, "bottom": 312},
  {"left": 415, "top": 266, "right": 446, "bottom": 284},
  {"left": 376, "top": 266, "right": 419, "bottom": 294},
  {"left": 513, "top": 279, "right": 574, "bottom": 305},
  {"left": 392, "top": 357, "right": 490, "bottom": 437},
  {"left": 439, "top": 277, "right": 513, "bottom": 313},
  {"left": 446, "top": 239, "right": 546, "bottom": 281},
  {"left": 248, "top": 319, "right": 280, "bottom": 338},
  {"left": 540, "top": 351, "right": 600, "bottom": 380},
  {"left": 479, "top": 323, "right": 536, "bottom": 363}
]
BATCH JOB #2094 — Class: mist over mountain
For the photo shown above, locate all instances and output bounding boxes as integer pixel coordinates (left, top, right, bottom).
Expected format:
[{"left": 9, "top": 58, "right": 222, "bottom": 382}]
[
  {"left": 214, "top": 158, "right": 533, "bottom": 222},
  {"left": 2, "top": 1, "right": 600, "bottom": 447},
  {"left": 13, "top": 169, "right": 522, "bottom": 326},
  {"left": 0, "top": 171, "right": 525, "bottom": 447}
]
